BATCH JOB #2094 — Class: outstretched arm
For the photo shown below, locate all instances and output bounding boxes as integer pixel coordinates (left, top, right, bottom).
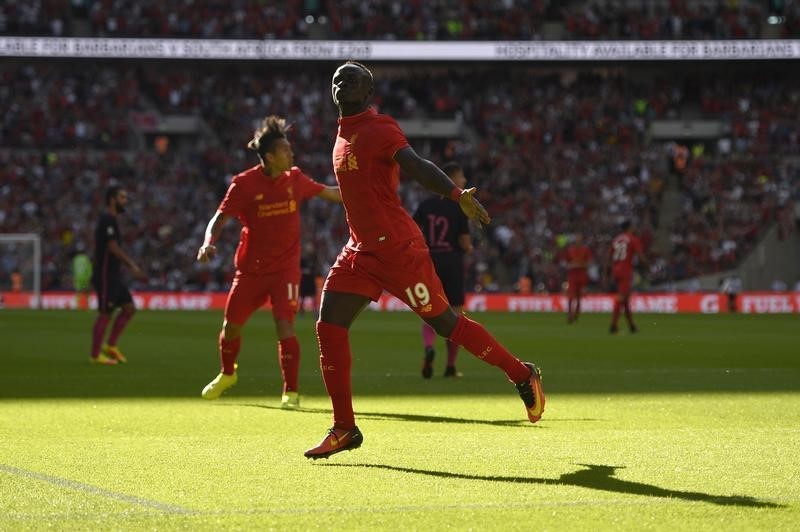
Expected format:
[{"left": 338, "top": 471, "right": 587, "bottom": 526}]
[
  {"left": 317, "top": 185, "right": 342, "bottom": 203},
  {"left": 395, "top": 147, "right": 490, "bottom": 226},
  {"left": 197, "top": 211, "right": 230, "bottom": 262}
]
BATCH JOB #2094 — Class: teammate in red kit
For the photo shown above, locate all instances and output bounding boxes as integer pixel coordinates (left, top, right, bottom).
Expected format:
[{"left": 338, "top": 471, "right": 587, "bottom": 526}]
[
  {"left": 562, "top": 232, "right": 592, "bottom": 324},
  {"left": 304, "top": 61, "right": 545, "bottom": 459},
  {"left": 605, "top": 220, "right": 647, "bottom": 334},
  {"left": 197, "top": 116, "right": 341, "bottom": 408}
]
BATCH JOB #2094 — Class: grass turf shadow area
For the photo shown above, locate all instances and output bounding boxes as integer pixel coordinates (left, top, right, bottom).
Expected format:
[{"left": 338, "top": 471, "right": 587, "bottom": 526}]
[
  {"left": 317, "top": 463, "right": 784, "bottom": 509},
  {"left": 2, "top": 310, "right": 799, "bottom": 399}
]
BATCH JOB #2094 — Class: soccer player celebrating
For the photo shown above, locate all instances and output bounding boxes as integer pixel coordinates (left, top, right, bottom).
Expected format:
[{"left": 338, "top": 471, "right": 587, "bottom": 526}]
[
  {"left": 562, "top": 232, "right": 592, "bottom": 324},
  {"left": 304, "top": 61, "right": 545, "bottom": 459},
  {"left": 605, "top": 220, "right": 647, "bottom": 334},
  {"left": 89, "top": 186, "right": 147, "bottom": 365},
  {"left": 413, "top": 161, "right": 473, "bottom": 378},
  {"left": 197, "top": 116, "right": 341, "bottom": 408}
]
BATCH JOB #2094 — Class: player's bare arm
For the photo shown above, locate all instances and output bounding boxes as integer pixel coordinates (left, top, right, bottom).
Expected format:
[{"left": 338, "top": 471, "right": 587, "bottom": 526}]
[
  {"left": 108, "top": 240, "right": 147, "bottom": 280},
  {"left": 395, "top": 147, "right": 490, "bottom": 226},
  {"left": 317, "top": 185, "right": 342, "bottom": 203},
  {"left": 197, "top": 211, "right": 230, "bottom": 262}
]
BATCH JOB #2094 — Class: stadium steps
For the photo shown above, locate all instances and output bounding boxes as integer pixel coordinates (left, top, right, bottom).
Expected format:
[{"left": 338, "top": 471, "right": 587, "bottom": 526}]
[{"left": 651, "top": 172, "right": 683, "bottom": 257}]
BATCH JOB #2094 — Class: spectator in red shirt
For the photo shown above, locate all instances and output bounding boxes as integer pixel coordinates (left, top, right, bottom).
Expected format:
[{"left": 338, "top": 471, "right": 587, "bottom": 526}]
[{"left": 196, "top": 116, "right": 341, "bottom": 408}]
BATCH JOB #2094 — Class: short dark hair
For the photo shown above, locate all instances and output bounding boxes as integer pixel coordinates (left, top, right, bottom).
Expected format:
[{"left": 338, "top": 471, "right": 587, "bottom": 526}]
[
  {"left": 105, "top": 185, "right": 122, "bottom": 205},
  {"left": 440, "top": 162, "right": 462, "bottom": 178},
  {"left": 344, "top": 60, "right": 373, "bottom": 83},
  {"left": 620, "top": 220, "right": 632, "bottom": 231},
  {"left": 248, "top": 115, "right": 289, "bottom": 160}
]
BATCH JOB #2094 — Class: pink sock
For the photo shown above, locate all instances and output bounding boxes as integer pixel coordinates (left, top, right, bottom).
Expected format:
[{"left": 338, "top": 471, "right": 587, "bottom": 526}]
[
  {"left": 278, "top": 336, "right": 301, "bottom": 393},
  {"left": 219, "top": 332, "right": 241, "bottom": 375},
  {"left": 421, "top": 323, "right": 436, "bottom": 348},
  {"left": 90, "top": 314, "right": 111, "bottom": 358},
  {"left": 316, "top": 320, "right": 355, "bottom": 430},
  {"left": 107, "top": 309, "right": 134, "bottom": 345},
  {"left": 446, "top": 339, "right": 459, "bottom": 367},
  {"left": 448, "top": 315, "right": 529, "bottom": 383}
]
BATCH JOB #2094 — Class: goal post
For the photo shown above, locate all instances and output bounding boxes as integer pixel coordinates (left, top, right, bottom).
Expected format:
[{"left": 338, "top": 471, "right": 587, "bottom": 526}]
[{"left": 0, "top": 233, "right": 41, "bottom": 309}]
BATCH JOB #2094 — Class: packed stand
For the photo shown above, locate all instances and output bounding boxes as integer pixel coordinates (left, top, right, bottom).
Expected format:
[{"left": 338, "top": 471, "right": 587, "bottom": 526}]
[
  {"left": 559, "top": 0, "right": 799, "bottom": 40},
  {"left": 2, "top": 0, "right": 798, "bottom": 40},
  {"left": 665, "top": 73, "right": 800, "bottom": 279},
  {"left": 1, "top": 61, "right": 798, "bottom": 294}
]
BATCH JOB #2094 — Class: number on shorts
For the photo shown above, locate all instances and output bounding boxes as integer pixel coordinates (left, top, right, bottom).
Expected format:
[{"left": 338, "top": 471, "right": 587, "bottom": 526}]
[
  {"left": 404, "top": 283, "right": 430, "bottom": 308},
  {"left": 287, "top": 282, "right": 299, "bottom": 301}
]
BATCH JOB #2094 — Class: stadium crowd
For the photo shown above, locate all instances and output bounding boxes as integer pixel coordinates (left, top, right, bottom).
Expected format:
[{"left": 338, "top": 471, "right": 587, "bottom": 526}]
[
  {"left": 1, "top": 60, "right": 798, "bottom": 293},
  {"left": 2, "top": 0, "right": 798, "bottom": 40}
]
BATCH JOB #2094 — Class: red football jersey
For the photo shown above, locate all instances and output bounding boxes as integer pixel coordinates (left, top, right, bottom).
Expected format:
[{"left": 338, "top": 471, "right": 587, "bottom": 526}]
[
  {"left": 564, "top": 244, "right": 592, "bottom": 272},
  {"left": 332, "top": 107, "right": 421, "bottom": 251},
  {"left": 218, "top": 165, "right": 325, "bottom": 274},
  {"left": 610, "top": 232, "right": 643, "bottom": 276}
]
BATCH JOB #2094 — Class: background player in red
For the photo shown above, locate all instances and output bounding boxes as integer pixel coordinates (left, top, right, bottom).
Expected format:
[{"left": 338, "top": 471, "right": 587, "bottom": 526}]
[
  {"left": 605, "top": 220, "right": 647, "bottom": 334},
  {"left": 304, "top": 61, "right": 545, "bottom": 459},
  {"left": 413, "top": 161, "right": 473, "bottom": 378},
  {"left": 89, "top": 186, "right": 147, "bottom": 365},
  {"left": 197, "top": 116, "right": 341, "bottom": 408},
  {"left": 562, "top": 232, "right": 592, "bottom": 324}
]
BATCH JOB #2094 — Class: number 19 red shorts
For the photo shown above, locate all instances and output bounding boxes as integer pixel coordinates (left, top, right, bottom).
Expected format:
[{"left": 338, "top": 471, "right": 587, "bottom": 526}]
[{"left": 323, "top": 238, "right": 451, "bottom": 318}]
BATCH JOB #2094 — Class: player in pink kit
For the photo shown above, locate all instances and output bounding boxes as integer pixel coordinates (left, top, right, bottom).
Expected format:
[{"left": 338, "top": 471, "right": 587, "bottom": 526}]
[
  {"left": 197, "top": 116, "right": 341, "bottom": 407},
  {"left": 606, "top": 220, "right": 647, "bottom": 334},
  {"left": 304, "top": 61, "right": 545, "bottom": 459}
]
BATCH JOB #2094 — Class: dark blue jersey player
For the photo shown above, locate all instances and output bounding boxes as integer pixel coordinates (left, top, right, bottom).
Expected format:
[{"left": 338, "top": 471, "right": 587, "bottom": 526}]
[
  {"left": 413, "top": 162, "right": 473, "bottom": 378},
  {"left": 89, "top": 186, "right": 146, "bottom": 365}
]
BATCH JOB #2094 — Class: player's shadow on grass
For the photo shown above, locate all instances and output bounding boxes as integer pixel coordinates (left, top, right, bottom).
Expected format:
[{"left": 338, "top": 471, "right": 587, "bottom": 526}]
[
  {"left": 319, "top": 463, "right": 783, "bottom": 509},
  {"left": 235, "top": 403, "right": 599, "bottom": 427}
]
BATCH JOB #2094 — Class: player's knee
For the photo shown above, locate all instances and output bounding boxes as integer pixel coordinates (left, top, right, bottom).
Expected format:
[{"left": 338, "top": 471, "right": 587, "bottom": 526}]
[
  {"left": 275, "top": 318, "right": 295, "bottom": 339},
  {"left": 425, "top": 310, "right": 458, "bottom": 338},
  {"left": 222, "top": 321, "right": 242, "bottom": 340}
]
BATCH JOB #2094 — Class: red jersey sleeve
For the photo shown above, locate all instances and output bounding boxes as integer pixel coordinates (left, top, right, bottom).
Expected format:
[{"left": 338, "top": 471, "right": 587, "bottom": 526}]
[
  {"left": 218, "top": 177, "right": 248, "bottom": 216},
  {"left": 290, "top": 167, "right": 326, "bottom": 200},
  {"left": 376, "top": 115, "right": 410, "bottom": 160}
]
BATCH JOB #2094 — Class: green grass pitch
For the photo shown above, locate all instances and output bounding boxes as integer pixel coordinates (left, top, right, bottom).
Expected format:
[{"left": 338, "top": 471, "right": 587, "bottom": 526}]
[{"left": 1, "top": 309, "right": 798, "bottom": 530}]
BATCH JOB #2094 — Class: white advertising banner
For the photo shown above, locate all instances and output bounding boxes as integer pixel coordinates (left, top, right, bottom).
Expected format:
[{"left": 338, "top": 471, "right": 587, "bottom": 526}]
[{"left": 1, "top": 37, "right": 798, "bottom": 61}]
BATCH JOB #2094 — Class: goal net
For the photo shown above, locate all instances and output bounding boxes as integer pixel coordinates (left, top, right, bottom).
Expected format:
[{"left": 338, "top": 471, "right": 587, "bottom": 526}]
[{"left": 0, "top": 233, "right": 41, "bottom": 309}]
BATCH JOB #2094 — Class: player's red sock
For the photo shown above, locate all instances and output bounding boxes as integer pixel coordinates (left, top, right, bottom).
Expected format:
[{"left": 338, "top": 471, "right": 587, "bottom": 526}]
[
  {"left": 446, "top": 339, "right": 459, "bottom": 367},
  {"left": 278, "top": 336, "right": 301, "bottom": 393},
  {"left": 448, "top": 315, "right": 529, "bottom": 383},
  {"left": 90, "top": 314, "right": 110, "bottom": 358},
  {"left": 316, "top": 320, "right": 355, "bottom": 430},
  {"left": 107, "top": 308, "right": 134, "bottom": 345},
  {"left": 421, "top": 323, "right": 436, "bottom": 349},
  {"left": 219, "top": 332, "right": 241, "bottom": 375},
  {"left": 612, "top": 300, "right": 621, "bottom": 327}
]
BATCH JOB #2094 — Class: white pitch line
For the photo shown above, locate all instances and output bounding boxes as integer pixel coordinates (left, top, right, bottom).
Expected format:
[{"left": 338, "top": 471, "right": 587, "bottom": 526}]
[{"left": 0, "top": 464, "right": 195, "bottom": 515}]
